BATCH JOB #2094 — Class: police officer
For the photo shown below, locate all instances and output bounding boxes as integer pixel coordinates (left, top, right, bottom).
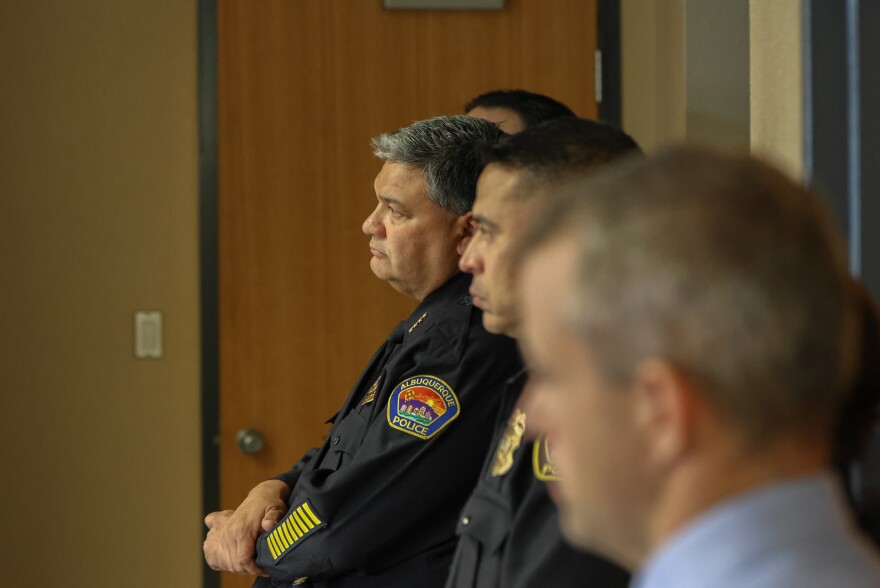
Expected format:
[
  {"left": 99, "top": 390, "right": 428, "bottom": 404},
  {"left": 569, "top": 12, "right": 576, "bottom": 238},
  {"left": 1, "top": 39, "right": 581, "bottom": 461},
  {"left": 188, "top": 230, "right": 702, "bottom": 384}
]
[
  {"left": 448, "top": 117, "right": 639, "bottom": 587},
  {"left": 204, "top": 116, "right": 521, "bottom": 587},
  {"left": 465, "top": 88, "right": 576, "bottom": 134}
]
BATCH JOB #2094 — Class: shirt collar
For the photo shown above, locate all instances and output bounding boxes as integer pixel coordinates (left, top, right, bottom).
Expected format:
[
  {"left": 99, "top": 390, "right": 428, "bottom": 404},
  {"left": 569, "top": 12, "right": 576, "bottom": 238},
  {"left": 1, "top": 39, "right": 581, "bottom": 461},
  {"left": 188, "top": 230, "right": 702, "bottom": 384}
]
[{"left": 633, "top": 472, "right": 844, "bottom": 588}]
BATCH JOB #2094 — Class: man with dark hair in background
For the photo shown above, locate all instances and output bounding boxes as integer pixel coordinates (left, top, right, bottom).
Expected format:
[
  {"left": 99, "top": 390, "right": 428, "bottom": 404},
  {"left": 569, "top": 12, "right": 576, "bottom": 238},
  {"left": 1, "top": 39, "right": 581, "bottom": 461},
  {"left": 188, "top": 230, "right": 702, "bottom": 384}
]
[
  {"left": 835, "top": 280, "right": 880, "bottom": 545},
  {"left": 204, "top": 116, "right": 521, "bottom": 588},
  {"left": 446, "top": 117, "right": 639, "bottom": 588},
  {"left": 518, "top": 147, "right": 880, "bottom": 587},
  {"left": 465, "top": 89, "right": 576, "bottom": 134}
]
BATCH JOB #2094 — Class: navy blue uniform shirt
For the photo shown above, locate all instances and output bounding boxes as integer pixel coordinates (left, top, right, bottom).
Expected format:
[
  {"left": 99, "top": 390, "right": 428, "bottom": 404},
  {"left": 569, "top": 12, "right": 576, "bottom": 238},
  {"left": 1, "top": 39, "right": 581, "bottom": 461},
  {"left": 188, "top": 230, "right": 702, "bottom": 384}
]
[
  {"left": 445, "top": 370, "right": 630, "bottom": 588},
  {"left": 254, "top": 272, "right": 521, "bottom": 588}
]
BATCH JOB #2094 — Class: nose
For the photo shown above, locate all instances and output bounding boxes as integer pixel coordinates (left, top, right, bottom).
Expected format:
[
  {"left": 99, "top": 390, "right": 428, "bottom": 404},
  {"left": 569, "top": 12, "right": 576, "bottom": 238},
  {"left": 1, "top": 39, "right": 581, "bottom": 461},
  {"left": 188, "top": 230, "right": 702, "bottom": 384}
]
[
  {"left": 459, "top": 239, "right": 482, "bottom": 274},
  {"left": 362, "top": 205, "right": 385, "bottom": 238}
]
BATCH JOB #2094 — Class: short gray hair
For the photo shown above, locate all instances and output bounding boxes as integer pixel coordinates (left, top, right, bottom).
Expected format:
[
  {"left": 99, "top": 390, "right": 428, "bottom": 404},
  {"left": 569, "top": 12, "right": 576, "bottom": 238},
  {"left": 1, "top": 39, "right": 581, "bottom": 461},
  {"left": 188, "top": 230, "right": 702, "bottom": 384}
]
[
  {"left": 372, "top": 115, "right": 506, "bottom": 215},
  {"left": 522, "top": 147, "right": 858, "bottom": 445}
]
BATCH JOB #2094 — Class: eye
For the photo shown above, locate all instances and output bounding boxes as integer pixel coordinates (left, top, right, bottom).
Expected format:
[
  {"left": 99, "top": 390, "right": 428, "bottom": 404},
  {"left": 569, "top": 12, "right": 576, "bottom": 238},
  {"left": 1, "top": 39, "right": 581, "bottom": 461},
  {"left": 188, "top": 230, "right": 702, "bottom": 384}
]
[{"left": 384, "top": 202, "right": 406, "bottom": 219}]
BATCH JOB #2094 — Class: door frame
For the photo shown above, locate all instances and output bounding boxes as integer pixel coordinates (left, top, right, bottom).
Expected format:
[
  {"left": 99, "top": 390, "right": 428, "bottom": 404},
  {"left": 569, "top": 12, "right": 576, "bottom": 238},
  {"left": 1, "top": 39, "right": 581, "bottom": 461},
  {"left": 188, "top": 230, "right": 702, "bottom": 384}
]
[
  {"left": 803, "top": 0, "right": 880, "bottom": 538},
  {"left": 197, "top": 1, "right": 220, "bottom": 586},
  {"left": 803, "top": 0, "right": 880, "bottom": 292},
  {"left": 196, "top": 2, "right": 622, "bottom": 586}
]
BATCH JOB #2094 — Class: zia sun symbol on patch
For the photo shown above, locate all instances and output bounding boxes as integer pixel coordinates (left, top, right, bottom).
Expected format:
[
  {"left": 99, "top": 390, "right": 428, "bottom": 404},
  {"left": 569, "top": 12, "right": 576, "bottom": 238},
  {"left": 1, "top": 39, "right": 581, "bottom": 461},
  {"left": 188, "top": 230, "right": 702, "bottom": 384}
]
[{"left": 387, "top": 375, "right": 460, "bottom": 440}]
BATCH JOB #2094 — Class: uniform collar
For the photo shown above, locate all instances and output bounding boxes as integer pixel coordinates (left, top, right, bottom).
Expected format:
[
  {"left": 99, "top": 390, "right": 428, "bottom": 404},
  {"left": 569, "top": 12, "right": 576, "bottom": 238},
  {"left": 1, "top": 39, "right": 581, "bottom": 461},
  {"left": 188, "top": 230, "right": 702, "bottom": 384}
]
[{"left": 400, "top": 272, "right": 474, "bottom": 355}]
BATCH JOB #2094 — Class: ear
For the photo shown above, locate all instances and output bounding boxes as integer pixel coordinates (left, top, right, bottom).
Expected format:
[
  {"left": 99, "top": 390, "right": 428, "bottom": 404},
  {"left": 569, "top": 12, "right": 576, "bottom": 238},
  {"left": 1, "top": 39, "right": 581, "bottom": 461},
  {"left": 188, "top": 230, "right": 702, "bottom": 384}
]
[
  {"left": 456, "top": 212, "right": 476, "bottom": 256},
  {"left": 632, "top": 359, "right": 695, "bottom": 470}
]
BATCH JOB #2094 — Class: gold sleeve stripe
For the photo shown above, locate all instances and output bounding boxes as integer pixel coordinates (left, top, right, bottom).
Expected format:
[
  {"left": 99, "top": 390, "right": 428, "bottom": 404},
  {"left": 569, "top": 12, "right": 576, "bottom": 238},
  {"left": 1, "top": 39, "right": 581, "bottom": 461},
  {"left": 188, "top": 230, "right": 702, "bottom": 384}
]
[
  {"left": 268, "top": 500, "right": 328, "bottom": 561},
  {"left": 289, "top": 511, "right": 306, "bottom": 536},
  {"left": 271, "top": 527, "right": 286, "bottom": 551},
  {"left": 301, "top": 502, "right": 322, "bottom": 527},
  {"left": 279, "top": 518, "right": 293, "bottom": 540},
  {"left": 285, "top": 517, "right": 302, "bottom": 539},
  {"left": 278, "top": 525, "right": 293, "bottom": 549},
  {"left": 281, "top": 520, "right": 297, "bottom": 545},
  {"left": 278, "top": 521, "right": 299, "bottom": 545},
  {"left": 272, "top": 532, "right": 284, "bottom": 555},
  {"left": 275, "top": 530, "right": 287, "bottom": 550},
  {"left": 275, "top": 526, "right": 291, "bottom": 550},
  {"left": 292, "top": 509, "right": 312, "bottom": 532},
  {"left": 268, "top": 534, "right": 281, "bottom": 559}
]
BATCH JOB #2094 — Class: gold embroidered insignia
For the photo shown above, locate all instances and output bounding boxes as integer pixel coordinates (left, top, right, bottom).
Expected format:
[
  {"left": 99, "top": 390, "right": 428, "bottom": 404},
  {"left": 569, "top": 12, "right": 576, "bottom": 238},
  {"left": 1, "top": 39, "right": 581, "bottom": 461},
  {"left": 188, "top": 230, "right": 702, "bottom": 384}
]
[
  {"left": 361, "top": 375, "right": 382, "bottom": 405},
  {"left": 533, "top": 435, "right": 560, "bottom": 481},
  {"left": 491, "top": 408, "right": 527, "bottom": 477},
  {"left": 267, "top": 500, "right": 327, "bottom": 561},
  {"left": 408, "top": 311, "right": 428, "bottom": 333}
]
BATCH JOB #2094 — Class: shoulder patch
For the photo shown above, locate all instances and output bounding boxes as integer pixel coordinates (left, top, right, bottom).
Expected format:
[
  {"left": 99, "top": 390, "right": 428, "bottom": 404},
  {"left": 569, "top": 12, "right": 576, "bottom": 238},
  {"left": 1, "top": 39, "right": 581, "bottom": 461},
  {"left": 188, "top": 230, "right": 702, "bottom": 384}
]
[
  {"left": 387, "top": 375, "right": 460, "bottom": 440},
  {"left": 267, "top": 500, "right": 327, "bottom": 562},
  {"left": 533, "top": 435, "right": 560, "bottom": 481}
]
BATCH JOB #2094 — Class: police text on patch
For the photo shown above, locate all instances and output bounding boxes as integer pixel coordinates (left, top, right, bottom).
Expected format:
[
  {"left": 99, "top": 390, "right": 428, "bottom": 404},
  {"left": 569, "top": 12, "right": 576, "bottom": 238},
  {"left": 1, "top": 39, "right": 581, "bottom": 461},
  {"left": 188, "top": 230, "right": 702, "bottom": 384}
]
[{"left": 386, "top": 375, "right": 460, "bottom": 440}]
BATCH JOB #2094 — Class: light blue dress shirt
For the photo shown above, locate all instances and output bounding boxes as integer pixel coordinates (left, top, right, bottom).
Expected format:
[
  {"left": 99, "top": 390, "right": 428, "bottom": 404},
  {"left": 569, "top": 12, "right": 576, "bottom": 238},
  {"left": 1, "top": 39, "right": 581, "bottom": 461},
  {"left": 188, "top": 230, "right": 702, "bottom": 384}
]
[{"left": 632, "top": 473, "right": 880, "bottom": 588}]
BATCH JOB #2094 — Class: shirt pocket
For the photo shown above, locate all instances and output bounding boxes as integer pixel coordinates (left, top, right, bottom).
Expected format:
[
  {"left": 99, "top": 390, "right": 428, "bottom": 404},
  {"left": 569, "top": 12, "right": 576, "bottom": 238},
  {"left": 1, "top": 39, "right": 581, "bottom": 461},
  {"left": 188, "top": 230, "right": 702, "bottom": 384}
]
[
  {"left": 316, "top": 408, "right": 368, "bottom": 472},
  {"left": 456, "top": 485, "right": 512, "bottom": 557}
]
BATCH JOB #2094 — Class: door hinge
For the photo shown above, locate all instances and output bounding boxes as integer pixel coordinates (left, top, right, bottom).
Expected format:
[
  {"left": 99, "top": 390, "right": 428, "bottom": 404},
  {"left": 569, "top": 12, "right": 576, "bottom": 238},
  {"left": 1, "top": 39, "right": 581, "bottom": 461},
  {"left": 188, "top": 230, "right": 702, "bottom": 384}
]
[{"left": 595, "top": 49, "right": 603, "bottom": 104}]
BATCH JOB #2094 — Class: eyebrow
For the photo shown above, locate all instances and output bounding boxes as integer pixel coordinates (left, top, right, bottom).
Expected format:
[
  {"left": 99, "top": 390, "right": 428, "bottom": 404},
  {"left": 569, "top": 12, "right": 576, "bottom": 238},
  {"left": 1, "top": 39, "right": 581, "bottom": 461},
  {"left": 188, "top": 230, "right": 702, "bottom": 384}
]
[
  {"left": 473, "top": 214, "right": 499, "bottom": 231},
  {"left": 377, "top": 195, "right": 409, "bottom": 212}
]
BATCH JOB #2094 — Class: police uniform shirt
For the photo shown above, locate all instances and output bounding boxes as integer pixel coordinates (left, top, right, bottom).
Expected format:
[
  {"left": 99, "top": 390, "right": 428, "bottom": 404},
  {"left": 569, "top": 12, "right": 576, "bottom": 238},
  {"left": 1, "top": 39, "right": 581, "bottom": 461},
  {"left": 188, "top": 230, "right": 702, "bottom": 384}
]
[
  {"left": 253, "top": 272, "right": 522, "bottom": 587},
  {"left": 445, "top": 370, "right": 630, "bottom": 588}
]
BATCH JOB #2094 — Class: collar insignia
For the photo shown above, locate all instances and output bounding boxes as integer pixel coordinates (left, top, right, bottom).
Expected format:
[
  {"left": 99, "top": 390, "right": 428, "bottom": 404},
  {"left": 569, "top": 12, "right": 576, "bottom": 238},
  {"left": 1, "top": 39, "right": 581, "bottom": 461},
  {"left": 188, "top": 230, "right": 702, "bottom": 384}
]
[
  {"left": 533, "top": 435, "right": 560, "bottom": 481},
  {"left": 408, "top": 311, "right": 428, "bottom": 333},
  {"left": 361, "top": 375, "right": 382, "bottom": 405}
]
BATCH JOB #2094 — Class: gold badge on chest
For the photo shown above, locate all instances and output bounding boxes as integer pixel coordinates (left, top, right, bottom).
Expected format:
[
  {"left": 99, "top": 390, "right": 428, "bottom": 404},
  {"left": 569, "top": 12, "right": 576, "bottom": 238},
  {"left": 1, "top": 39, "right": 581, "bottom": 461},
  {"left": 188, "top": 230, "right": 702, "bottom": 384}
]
[{"left": 491, "top": 408, "right": 527, "bottom": 477}]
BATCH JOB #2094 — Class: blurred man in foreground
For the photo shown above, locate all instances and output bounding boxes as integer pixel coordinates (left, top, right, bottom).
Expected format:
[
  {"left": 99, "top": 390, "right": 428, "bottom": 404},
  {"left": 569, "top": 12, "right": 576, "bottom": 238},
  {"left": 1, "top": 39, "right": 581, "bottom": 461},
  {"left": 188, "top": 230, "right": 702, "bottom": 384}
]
[{"left": 517, "top": 147, "right": 880, "bottom": 587}]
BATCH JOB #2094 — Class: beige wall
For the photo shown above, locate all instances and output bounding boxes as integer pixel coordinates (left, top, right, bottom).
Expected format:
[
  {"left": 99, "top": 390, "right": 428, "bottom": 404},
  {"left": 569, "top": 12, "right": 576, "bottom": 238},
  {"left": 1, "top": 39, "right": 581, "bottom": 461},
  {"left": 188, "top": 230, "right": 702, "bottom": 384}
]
[
  {"left": 621, "top": 0, "right": 687, "bottom": 151},
  {"left": 622, "top": 0, "right": 804, "bottom": 175},
  {"left": 750, "top": 0, "right": 804, "bottom": 178},
  {"left": 0, "top": 2, "right": 202, "bottom": 586},
  {"left": 686, "top": 0, "right": 750, "bottom": 147}
]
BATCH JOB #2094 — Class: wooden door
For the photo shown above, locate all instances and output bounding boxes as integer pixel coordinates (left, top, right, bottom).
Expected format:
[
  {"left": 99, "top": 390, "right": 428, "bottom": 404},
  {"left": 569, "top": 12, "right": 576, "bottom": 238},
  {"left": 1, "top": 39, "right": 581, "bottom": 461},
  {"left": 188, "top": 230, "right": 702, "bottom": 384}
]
[{"left": 217, "top": 1, "right": 597, "bottom": 585}]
